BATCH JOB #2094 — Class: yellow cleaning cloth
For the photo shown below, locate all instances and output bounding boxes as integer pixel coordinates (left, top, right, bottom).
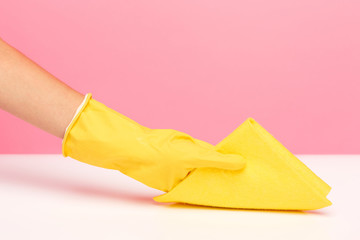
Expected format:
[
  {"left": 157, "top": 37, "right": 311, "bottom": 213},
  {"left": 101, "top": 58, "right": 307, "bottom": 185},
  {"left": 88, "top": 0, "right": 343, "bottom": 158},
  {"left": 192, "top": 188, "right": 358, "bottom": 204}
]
[{"left": 153, "top": 118, "right": 332, "bottom": 210}]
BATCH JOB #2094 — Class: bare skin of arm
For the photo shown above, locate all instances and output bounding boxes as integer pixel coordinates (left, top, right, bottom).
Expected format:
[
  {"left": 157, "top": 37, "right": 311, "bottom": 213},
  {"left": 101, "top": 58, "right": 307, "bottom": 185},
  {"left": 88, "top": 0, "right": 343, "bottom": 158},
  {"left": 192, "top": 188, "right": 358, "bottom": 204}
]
[{"left": 0, "top": 37, "right": 85, "bottom": 139}]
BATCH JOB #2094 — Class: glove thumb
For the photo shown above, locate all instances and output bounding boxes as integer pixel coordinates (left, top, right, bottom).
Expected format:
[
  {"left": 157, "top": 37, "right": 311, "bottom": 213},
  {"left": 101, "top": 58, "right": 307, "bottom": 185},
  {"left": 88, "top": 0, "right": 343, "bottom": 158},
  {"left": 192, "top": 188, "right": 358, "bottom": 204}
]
[{"left": 189, "top": 151, "right": 246, "bottom": 170}]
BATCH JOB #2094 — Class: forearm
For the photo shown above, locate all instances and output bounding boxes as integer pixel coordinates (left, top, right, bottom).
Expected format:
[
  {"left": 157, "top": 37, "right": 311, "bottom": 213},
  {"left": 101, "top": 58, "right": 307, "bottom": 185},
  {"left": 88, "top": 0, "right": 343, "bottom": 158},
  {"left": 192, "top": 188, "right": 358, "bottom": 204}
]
[{"left": 0, "top": 37, "right": 85, "bottom": 139}]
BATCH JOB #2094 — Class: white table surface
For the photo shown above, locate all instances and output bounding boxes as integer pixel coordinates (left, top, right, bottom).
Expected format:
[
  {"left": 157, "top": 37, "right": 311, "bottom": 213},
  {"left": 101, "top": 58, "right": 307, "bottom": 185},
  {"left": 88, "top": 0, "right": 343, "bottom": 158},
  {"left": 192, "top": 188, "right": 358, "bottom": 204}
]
[{"left": 0, "top": 154, "right": 359, "bottom": 240}]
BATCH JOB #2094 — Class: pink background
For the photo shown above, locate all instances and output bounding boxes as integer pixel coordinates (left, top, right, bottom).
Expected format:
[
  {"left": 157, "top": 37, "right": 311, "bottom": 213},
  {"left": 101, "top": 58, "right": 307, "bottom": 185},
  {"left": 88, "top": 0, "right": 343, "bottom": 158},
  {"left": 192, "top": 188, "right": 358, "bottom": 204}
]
[{"left": 0, "top": 0, "right": 359, "bottom": 154}]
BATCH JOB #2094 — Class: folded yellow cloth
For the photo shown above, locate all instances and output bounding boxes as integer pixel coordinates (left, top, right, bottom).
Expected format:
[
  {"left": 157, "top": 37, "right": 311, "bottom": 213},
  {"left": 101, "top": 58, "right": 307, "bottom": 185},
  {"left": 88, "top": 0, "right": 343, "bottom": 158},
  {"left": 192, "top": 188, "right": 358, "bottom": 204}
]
[{"left": 153, "top": 118, "right": 332, "bottom": 210}]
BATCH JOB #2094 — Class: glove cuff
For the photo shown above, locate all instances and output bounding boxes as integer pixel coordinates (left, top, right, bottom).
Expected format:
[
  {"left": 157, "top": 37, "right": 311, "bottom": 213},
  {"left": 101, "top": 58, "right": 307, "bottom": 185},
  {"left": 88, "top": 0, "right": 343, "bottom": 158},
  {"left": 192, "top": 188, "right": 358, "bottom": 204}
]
[{"left": 62, "top": 93, "right": 92, "bottom": 157}]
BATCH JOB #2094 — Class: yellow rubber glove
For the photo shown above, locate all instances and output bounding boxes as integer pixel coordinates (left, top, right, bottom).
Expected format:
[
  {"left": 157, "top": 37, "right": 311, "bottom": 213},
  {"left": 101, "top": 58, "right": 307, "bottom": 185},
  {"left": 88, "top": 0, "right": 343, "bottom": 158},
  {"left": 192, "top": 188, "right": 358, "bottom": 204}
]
[{"left": 62, "top": 93, "right": 246, "bottom": 192}]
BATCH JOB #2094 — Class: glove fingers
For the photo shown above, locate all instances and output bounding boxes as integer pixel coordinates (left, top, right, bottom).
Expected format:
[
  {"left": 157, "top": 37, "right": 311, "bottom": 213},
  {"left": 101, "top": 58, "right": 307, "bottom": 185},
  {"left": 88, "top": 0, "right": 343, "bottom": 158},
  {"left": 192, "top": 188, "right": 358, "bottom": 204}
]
[{"left": 189, "top": 151, "right": 246, "bottom": 170}]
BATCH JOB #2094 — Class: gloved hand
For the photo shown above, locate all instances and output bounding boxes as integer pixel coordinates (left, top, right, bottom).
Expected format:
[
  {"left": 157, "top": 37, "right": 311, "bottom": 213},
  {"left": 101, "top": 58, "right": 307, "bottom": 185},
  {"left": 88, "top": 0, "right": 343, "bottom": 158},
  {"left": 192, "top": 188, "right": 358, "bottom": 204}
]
[{"left": 62, "top": 93, "right": 246, "bottom": 192}]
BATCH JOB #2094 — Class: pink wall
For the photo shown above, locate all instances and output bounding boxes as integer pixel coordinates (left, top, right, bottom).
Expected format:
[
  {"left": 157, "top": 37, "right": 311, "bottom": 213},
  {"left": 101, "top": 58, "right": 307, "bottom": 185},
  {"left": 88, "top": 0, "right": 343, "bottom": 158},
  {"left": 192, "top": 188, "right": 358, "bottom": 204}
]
[{"left": 0, "top": 0, "right": 359, "bottom": 154}]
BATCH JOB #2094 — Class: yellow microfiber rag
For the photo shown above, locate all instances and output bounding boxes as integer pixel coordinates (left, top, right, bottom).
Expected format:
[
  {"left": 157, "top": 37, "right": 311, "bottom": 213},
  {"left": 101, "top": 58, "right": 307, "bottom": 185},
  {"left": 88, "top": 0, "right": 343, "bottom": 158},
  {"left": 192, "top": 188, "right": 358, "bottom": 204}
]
[{"left": 153, "top": 118, "right": 332, "bottom": 210}]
